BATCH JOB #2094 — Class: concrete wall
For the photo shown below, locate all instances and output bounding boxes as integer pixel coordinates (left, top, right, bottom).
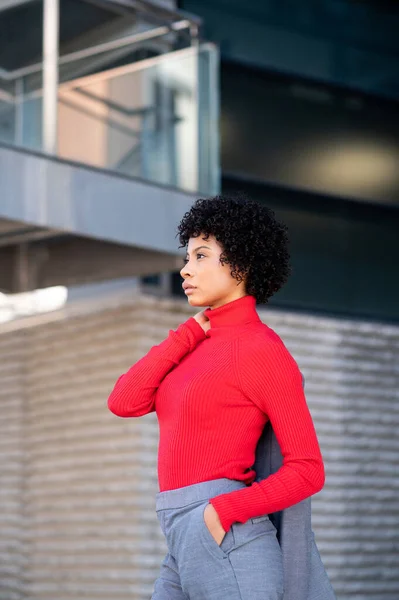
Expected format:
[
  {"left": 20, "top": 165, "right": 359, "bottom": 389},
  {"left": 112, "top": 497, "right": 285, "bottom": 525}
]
[
  {"left": 0, "top": 292, "right": 398, "bottom": 599},
  {"left": 0, "top": 143, "right": 196, "bottom": 293},
  {"left": 0, "top": 329, "right": 27, "bottom": 599}
]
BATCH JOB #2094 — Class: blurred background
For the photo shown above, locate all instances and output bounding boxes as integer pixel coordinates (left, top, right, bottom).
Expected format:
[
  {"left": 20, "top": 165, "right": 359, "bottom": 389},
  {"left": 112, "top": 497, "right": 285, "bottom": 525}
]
[{"left": 0, "top": 0, "right": 398, "bottom": 598}]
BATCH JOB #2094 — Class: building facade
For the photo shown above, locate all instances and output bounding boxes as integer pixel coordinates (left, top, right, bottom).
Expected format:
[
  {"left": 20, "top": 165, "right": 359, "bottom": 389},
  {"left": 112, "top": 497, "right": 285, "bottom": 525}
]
[
  {"left": 1, "top": 292, "right": 398, "bottom": 599},
  {"left": 0, "top": 1, "right": 398, "bottom": 599}
]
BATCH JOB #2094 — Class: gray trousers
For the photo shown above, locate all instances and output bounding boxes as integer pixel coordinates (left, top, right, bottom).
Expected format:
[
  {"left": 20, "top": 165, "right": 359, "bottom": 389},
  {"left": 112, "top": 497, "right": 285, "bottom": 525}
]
[{"left": 151, "top": 478, "right": 284, "bottom": 600}]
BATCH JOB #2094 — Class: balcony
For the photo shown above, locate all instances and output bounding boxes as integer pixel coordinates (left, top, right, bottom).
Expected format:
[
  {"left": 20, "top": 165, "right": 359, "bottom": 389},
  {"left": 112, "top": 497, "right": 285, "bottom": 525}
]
[{"left": 0, "top": 0, "right": 220, "bottom": 293}]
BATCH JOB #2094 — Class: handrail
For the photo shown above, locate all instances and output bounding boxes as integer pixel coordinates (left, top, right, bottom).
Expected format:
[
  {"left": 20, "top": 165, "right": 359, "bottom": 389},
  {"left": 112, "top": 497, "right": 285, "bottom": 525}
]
[
  {"left": 0, "top": 19, "right": 194, "bottom": 82},
  {"left": 0, "top": 0, "right": 202, "bottom": 24},
  {"left": 105, "top": 0, "right": 202, "bottom": 27},
  {"left": 1, "top": 44, "right": 208, "bottom": 104}
]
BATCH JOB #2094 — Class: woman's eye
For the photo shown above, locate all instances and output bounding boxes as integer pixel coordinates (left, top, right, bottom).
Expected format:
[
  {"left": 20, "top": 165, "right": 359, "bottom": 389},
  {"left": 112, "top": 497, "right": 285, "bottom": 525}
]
[{"left": 183, "top": 253, "right": 205, "bottom": 264}]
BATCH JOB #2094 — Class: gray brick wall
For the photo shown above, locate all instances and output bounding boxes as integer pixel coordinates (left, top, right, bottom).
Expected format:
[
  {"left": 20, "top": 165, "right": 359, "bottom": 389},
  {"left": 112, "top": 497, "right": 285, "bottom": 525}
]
[
  {"left": 0, "top": 330, "right": 27, "bottom": 600},
  {"left": 0, "top": 292, "right": 398, "bottom": 599}
]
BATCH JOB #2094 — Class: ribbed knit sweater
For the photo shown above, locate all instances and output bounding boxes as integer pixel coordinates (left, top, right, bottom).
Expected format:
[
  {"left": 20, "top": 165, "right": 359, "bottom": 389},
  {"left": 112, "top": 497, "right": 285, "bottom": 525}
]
[{"left": 108, "top": 295, "right": 325, "bottom": 533}]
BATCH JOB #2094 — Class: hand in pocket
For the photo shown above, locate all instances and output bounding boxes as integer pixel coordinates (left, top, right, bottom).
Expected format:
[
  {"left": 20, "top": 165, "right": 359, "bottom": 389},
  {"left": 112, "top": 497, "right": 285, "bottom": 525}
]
[{"left": 203, "top": 503, "right": 226, "bottom": 545}]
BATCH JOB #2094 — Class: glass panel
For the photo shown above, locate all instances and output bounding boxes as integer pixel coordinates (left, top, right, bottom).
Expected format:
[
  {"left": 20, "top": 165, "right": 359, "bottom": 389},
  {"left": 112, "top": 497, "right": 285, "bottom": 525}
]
[
  {"left": 198, "top": 45, "right": 220, "bottom": 196},
  {"left": 0, "top": 0, "right": 43, "bottom": 149},
  {"left": 0, "top": 83, "right": 15, "bottom": 145},
  {"left": 56, "top": 44, "right": 220, "bottom": 195},
  {"left": 0, "top": 43, "right": 219, "bottom": 195},
  {"left": 20, "top": 73, "right": 43, "bottom": 149},
  {"left": 0, "top": 76, "right": 42, "bottom": 149}
]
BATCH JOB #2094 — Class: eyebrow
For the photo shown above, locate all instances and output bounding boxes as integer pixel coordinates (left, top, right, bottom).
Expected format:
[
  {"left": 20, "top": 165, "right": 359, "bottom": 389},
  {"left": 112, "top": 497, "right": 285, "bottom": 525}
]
[{"left": 185, "top": 245, "right": 211, "bottom": 257}]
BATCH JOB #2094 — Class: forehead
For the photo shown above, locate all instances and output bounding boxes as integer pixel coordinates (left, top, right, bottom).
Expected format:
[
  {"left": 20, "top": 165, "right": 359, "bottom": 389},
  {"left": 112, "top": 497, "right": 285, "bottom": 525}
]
[{"left": 187, "top": 234, "right": 217, "bottom": 248}]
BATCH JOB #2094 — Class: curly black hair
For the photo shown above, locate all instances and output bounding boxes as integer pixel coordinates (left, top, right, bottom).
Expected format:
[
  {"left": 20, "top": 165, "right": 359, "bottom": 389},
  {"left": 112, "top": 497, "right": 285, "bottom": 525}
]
[{"left": 176, "top": 194, "right": 292, "bottom": 304}]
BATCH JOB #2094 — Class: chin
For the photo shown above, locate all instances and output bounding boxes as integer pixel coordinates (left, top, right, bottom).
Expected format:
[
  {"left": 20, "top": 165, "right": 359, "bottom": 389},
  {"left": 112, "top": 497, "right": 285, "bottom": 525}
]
[
  {"left": 187, "top": 298, "right": 203, "bottom": 307},
  {"left": 187, "top": 294, "right": 208, "bottom": 307}
]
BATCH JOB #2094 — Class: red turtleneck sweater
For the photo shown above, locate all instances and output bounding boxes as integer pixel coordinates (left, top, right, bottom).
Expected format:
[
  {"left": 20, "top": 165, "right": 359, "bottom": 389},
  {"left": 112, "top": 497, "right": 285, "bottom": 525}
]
[{"left": 108, "top": 295, "right": 325, "bottom": 532}]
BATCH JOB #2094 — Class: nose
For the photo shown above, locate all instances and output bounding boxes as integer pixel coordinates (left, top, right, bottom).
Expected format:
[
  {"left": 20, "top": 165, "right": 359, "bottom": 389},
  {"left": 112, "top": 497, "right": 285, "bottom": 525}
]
[{"left": 180, "top": 261, "right": 193, "bottom": 278}]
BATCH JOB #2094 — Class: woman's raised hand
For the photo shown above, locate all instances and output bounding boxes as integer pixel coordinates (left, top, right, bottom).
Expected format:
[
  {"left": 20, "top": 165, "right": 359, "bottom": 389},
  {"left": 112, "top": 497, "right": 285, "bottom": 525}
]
[{"left": 193, "top": 310, "right": 211, "bottom": 334}]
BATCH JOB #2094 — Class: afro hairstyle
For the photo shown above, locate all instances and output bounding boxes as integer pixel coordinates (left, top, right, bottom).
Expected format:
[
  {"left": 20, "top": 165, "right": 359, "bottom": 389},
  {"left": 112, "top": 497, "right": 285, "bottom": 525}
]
[{"left": 176, "top": 194, "right": 292, "bottom": 304}]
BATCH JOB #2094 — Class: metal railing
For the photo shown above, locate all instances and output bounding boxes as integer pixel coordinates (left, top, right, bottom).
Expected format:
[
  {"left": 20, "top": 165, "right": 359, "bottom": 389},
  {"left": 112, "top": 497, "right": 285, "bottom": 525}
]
[
  {"left": 0, "top": 19, "right": 197, "bottom": 82},
  {"left": 0, "top": 0, "right": 218, "bottom": 195},
  {"left": 0, "top": 45, "right": 219, "bottom": 194},
  {"left": 0, "top": 0, "right": 201, "bottom": 151}
]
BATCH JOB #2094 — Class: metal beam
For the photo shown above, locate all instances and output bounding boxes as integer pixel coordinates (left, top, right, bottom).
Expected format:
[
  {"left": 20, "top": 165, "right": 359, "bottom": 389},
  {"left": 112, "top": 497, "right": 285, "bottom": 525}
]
[
  {"left": 42, "top": 0, "right": 60, "bottom": 154},
  {"left": 0, "top": 237, "right": 183, "bottom": 293},
  {"left": 0, "top": 143, "right": 198, "bottom": 254},
  {"left": 103, "top": 0, "right": 201, "bottom": 26},
  {"left": 0, "top": 19, "right": 192, "bottom": 81},
  {"left": 0, "top": 226, "right": 62, "bottom": 248},
  {"left": 0, "top": 0, "right": 34, "bottom": 13}
]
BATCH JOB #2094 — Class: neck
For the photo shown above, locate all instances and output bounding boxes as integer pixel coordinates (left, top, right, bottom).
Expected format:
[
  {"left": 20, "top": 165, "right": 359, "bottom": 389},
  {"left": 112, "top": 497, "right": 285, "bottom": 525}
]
[{"left": 204, "top": 295, "right": 261, "bottom": 329}]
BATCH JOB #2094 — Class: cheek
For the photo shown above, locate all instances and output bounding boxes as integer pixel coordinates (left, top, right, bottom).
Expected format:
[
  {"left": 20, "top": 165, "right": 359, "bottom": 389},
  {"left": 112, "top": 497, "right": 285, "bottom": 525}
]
[
  {"left": 206, "top": 265, "right": 225, "bottom": 281},
  {"left": 200, "top": 262, "right": 231, "bottom": 286},
  {"left": 216, "top": 264, "right": 234, "bottom": 282}
]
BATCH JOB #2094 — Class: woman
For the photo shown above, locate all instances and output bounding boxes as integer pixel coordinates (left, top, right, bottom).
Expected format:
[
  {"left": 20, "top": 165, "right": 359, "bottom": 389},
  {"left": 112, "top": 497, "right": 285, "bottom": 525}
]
[{"left": 108, "top": 194, "right": 325, "bottom": 600}]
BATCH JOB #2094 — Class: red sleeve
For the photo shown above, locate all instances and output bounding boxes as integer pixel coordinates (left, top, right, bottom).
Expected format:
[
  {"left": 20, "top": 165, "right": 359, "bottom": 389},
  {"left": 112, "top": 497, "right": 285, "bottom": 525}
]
[
  {"left": 209, "top": 333, "right": 325, "bottom": 532},
  {"left": 107, "top": 317, "right": 206, "bottom": 417}
]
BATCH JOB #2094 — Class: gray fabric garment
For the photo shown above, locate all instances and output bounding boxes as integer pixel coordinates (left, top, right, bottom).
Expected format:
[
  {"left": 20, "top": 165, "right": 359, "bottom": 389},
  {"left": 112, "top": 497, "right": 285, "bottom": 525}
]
[
  {"left": 252, "top": 374, "right": 337, "bottom": 600},
  {"left": 153, "top": 478, "right": 285, "bottom": 599}
]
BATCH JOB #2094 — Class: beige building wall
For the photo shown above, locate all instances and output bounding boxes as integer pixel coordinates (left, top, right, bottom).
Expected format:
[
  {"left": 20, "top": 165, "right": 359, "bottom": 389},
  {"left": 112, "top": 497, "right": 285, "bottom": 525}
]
[{"left": 0, "top": 291, "right": 398, "bottom": 600}]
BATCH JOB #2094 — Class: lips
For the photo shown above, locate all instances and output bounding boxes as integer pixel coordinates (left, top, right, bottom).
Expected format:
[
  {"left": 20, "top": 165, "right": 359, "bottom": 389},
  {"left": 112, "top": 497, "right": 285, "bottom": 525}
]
[{"left": 183, "top": 284, "right": 196, "bottom": 291}]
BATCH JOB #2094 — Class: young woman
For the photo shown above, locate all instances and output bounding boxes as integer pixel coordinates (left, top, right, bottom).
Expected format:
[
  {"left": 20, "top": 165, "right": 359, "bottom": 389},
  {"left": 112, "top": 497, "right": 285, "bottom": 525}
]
[{"left": 108, "top": 194, "right": 325, "bottom": 600}]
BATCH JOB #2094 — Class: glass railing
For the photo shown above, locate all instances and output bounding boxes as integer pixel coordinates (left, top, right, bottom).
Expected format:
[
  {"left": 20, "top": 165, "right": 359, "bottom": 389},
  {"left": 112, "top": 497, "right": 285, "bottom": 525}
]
[
  {"left": 58, "top": 44, "right": 219, "bottom": 194},
  {"left": 0, "top": 96, "right": 15, "bottom": 146},
  {"left": 0, "top": 44, "right": 219, "bottom": 195}
]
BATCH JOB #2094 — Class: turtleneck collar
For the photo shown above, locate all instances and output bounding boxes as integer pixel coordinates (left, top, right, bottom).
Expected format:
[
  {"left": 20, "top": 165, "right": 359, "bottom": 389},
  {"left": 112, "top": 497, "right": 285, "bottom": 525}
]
[{"left": 203, "top": 295, "right": 261, "bottom": 330}]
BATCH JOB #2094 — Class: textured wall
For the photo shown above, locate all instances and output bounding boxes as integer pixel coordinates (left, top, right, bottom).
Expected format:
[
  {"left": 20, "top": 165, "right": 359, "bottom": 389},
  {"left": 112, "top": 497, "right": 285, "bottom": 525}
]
[
  {"left": 0, "top": 292, "right": 398, "bottom": 600},
  {"left": 0, "top": 330, "right": 27, "bottom": 600}
]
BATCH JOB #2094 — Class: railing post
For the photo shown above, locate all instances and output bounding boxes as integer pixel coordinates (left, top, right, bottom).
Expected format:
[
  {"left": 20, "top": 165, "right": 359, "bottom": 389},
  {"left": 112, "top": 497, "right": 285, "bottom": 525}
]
[
  {"left": 42, "top": 0, "right": 59, "bottom": 154},
  {"left": 14, "top": 78, "right": 24, "bottom": 146}
]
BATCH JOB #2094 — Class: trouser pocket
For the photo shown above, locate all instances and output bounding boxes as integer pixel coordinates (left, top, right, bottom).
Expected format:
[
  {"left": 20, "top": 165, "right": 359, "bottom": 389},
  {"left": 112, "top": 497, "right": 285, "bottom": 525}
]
[
  {"left": 199, "top": 502, "right": 235, "bottom": 558},
  {"left": 233, "top": 513, "right": 281, "bottom": 551},
  {"left": 228, "top": 515, "right": 284, "bottom": 598}
]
